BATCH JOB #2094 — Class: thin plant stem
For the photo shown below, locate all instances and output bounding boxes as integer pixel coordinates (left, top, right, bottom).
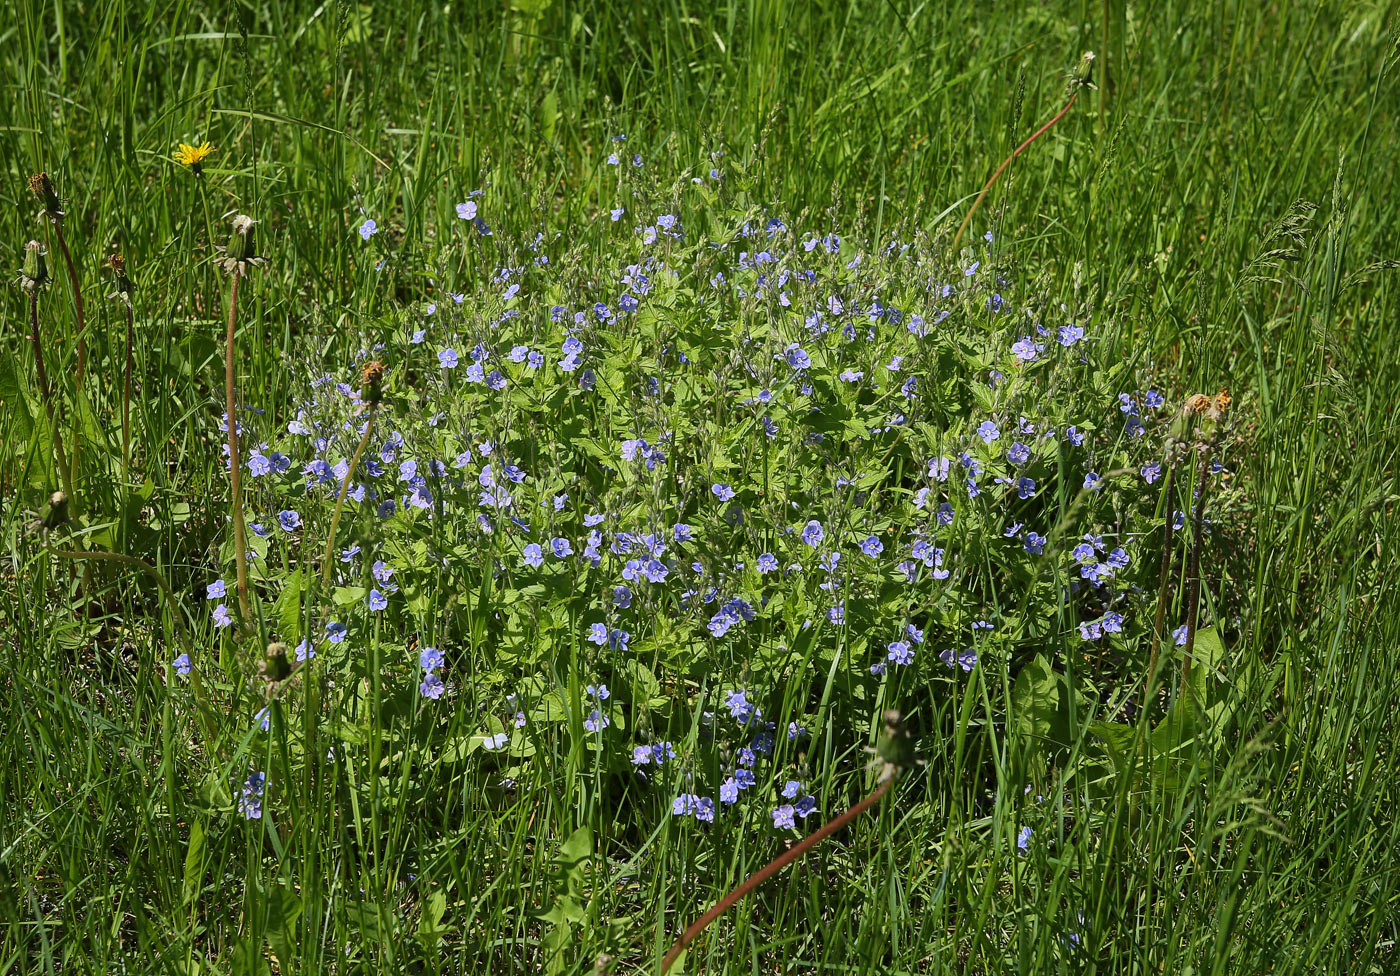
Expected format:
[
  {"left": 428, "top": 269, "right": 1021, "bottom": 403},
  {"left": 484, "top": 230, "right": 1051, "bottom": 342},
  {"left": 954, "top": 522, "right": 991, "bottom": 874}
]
[
  {"left": 226, "top": 272, "right": 251, "bottom": 623},
  {"left": 322, "top": 402, "right": 379, "bottom": 585},
  {"left": 1180, "top": 447, "right": 1214, "bottom": 693},
  {"left": 122, "top": 301, "right": 134, "bottom": 484},
  {"left": 28, "top": 290, "right": 74, "bottom": 502},
  {"left": 951, "top": 89, "right": 1080, "bottom": 254},
  {"left": 659, "top": 769, "right": 897, "bottom": 974},
  {"left": 48, "top": 222, "right": 86, "bottom": 506},
  {"left": 1145, "top": 458, "right": 1179, "bottom": 690}
]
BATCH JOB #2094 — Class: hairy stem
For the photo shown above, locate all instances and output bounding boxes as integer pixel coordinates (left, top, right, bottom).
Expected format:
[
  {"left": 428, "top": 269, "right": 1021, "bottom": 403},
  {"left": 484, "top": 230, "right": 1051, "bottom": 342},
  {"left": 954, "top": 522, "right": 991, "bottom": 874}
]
[
  {"left": 122, "top": 302, "right": 134, "bottom": 484},
  {"left": 951, "top": 89, "right": 1080, "bottom": 254},
  {"left": 50, "top": 222, "right": 86, "bottom": 506},
  {"left": 226, "top": 273, "right": 251, "bottom": 623},
  {"left": 659, "top": 769, "right": 897, "bottom": 973},
  {"left": 29, "top": 291, "right": 74, "bottom": 502}
]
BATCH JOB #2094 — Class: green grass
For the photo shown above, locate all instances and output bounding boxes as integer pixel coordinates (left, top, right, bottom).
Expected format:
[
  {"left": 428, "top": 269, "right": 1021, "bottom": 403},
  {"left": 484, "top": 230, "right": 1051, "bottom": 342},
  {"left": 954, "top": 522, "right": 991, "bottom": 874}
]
[{"left": 3, "top": 1, "right": 1400, "bottom": 973}]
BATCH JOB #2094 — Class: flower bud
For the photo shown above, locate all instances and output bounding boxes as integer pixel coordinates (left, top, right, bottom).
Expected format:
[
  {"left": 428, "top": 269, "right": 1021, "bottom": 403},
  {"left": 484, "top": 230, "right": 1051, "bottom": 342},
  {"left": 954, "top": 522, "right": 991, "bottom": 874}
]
[
  {"left": 1073, "top": 51, "right": 1096, "bottom": 88},
  {"left": 261, "top": 641, "right": 293, "bottom": 683},
  {"left": 227, "top": 215, "right": 258, "bottom": 263},
  {"left": 20, "top": 240, "right": 50, "bottom": 291},
  {"left": 40, "top": 491, "right": 69, "bottom": 529}
]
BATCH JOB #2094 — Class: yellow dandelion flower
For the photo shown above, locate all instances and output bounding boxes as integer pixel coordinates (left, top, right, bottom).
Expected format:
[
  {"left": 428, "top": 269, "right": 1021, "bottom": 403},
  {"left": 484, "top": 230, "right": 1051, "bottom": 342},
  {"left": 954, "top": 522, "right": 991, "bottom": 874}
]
[{"left": 173, "top": 142, "right": 215, "bottom": 169}]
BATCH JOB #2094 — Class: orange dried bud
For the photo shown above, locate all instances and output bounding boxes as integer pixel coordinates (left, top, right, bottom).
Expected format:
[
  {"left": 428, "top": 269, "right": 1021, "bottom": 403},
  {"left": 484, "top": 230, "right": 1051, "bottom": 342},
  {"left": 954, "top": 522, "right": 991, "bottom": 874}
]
[
  {"left": 1183, "top": 393, "right": 1212, "bottom": 417},
  {"left": 360, "top": 360, "right": 387, "bottom": 404}
]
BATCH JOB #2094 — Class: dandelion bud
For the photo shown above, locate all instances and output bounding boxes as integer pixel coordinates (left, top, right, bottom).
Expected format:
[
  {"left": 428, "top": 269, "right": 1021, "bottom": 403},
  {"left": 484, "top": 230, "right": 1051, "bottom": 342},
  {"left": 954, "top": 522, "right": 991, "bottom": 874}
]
[
  {"left": 876, "top": 708, "right": 915, "bottom": 770},
  {"left": 1073, "top": 51, "right": 1096, "bottom": 88},
  {"left": 28, "top": 172, "right": 63, "bottom": 219},
  {"left": 216, "top": 214, "right": 267, "bottom": 276},
  {"left": 20, "top": 240, "right": 50, "bottom": 291},
  {"left": 261, "top": 641, "right": 293, "bottom": 683},
  {"left": 360, "top": 360, "right": 387, "bottom": 404},
  {"left": 227, "top": 215, "right": 258, "bottom": 262},
  {"left": 40, "top": 491, "right": 69, "bottom": 529}
]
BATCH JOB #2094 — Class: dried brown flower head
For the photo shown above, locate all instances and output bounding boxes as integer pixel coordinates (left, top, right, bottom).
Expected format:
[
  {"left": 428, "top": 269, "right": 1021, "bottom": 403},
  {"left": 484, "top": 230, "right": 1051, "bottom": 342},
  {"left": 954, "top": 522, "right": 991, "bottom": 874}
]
[
  {"left": 28, "top": 172, "right": 63, "bottom": 219},
  {"left": 1183, "top": 393, "right": 1213, "bottom": 417},
  {"left": 360, "top": 360, "right": 387, "bottom": 404}
]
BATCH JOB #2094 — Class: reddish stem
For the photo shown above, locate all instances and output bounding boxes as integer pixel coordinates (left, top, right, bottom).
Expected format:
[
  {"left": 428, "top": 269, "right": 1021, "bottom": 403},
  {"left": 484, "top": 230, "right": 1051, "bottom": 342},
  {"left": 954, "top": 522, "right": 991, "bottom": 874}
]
[
  {"left": 659, "top": 772, "right": 896, "bottom": 973},
  {"left": 951, "top": 89, "right": 1080, "bottom": 253}
]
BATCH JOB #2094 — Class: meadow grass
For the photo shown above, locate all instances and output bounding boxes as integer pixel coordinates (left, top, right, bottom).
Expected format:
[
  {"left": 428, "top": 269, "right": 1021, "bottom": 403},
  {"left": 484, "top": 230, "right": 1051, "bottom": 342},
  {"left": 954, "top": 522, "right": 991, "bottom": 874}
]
[{"left": 2, "top": 1, "right": 1400, "bottom": 974}]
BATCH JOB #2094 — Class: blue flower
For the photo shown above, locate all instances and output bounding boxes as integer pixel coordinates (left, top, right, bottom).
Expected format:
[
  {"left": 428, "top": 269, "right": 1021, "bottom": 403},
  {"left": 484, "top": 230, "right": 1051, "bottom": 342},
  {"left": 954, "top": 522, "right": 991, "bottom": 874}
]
[
  {"left": 1007, "top": 441, "right": 1031, "bottom": 465},
  {"left": 771, "top": 804, "right": 797, "bottom": 829},
  {"left": 887, "top": 640, "right": 913, "bottom": 666},
  {"left": 711, "top": 483, "right": 736, "bottom": 502},
  {"left": 212, "top": 604, "right": 233, "bottom": 629},
  {"left": 1023, "top": 532, "right": 1046, "bottom": 555},
  {"left": 455, "top": 201, "right": 477, "bottom": 220},
  {"left": 550, "top": 537, "right": 573, "bottom": 558},
  {"left": 172, "top": 653, "right": 191, "bottom": 676},
  {"left": 419, "top": 647, "right": 444, "bottom": 671},
  {"left": 358, "top": 219, "right": 377, "bottom": 240},
  {"left": 277, "top": 509, "right": 302, "bottom": 532},
  {"left": 368, "top": 589, "right": 388, "bottom": 612},
  {"left": 420, "top": 672, "right": 445, "bottom": 699},
  {"left": 583, "top": 710, "right": 610, "bottom": 732},
  {"left": 206, "top": 580, "right": 226, "bottom": 600},
  {"left": 801, "top": 520, "right": 825, "bottom": 547},
  {"left": 977, "top": 420, "right": 1000, "bottom": 443},
  {"left": 859, "top": 535, "right": 884, "bottom": 557},
  {"left": 1017, "top": 825, "right": 1033, "bottom": 851},
  {"left": 756, "top": 553, "right": 778, "bottom": 574},
  {"left": 782, "top": 780, "right": 802, "bottom": 799},
  {"left": 1173, "top": 624, "right": 1190, "bottom": 646},
  {"left": 238, "top": 772, "right": 265, "bottom": 819},
  {"left": 439, "top": 349, "right": 459, "bottom": 369},
  {"left": 325, "top": 621, "right": 347, "bottom": 644}
]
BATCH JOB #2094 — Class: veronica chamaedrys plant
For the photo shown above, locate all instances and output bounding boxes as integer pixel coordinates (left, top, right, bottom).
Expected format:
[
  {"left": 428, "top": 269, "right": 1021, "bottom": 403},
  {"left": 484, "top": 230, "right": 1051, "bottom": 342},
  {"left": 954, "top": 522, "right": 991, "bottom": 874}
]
[
  {"left": 29, "top": 173, "right": 87, "bottom": 502},
  {"left": 216, "top": 214, "right": 266, "bottom": 625}
]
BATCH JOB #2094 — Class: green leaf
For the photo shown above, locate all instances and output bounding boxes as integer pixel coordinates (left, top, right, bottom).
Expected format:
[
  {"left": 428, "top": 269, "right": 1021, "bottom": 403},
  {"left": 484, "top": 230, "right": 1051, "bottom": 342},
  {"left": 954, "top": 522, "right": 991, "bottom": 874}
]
[
  {"left": 263, "top": 884, "right": 303, "bottom": 972},
  {"left": 181, "top": 819, "right": 206, "bottom": 906},
  {"left": 272, "top": 569, "right": 305, "bottom": 643}
]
